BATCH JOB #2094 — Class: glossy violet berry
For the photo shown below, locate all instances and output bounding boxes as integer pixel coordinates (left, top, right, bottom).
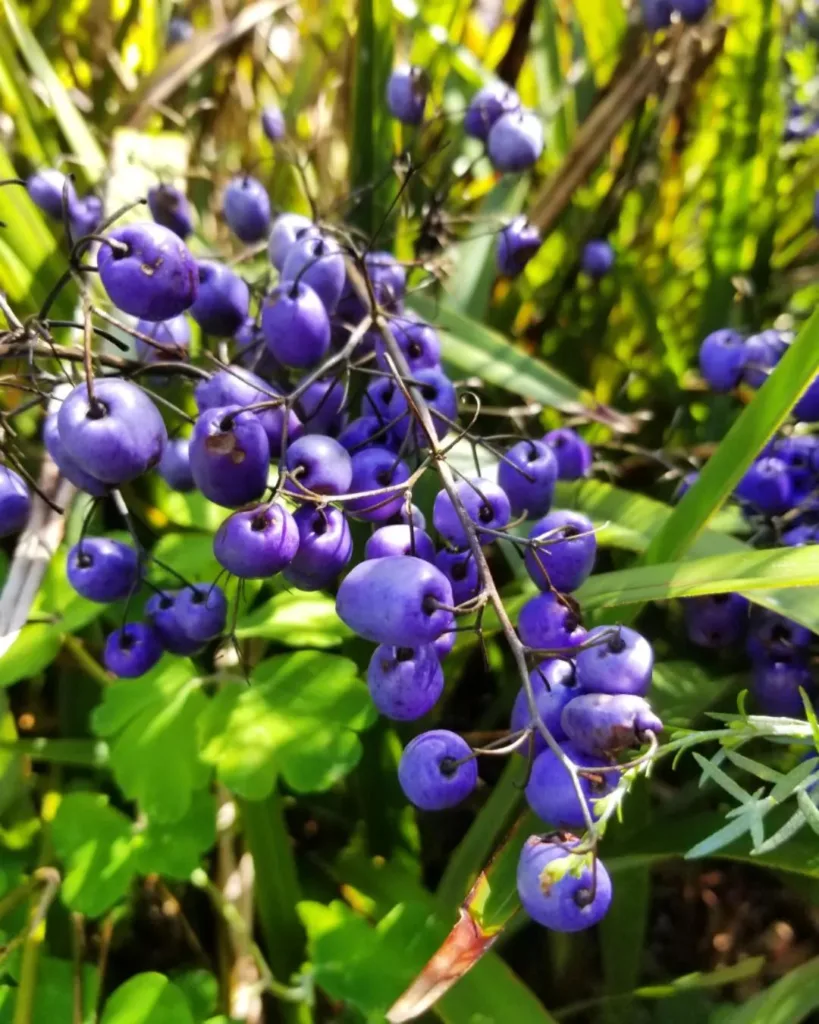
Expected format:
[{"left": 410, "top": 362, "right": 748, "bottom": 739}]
[
  {"left": 261, "top": 104, "right": 285, "bottom": 141},
  {"left": 67, "top": 538, "right": 140, "bottom": 602},
  {"left": 742, "top": 329, "right": 789, "bottom": 388},
  {"left": 752, "top": 657, "right": 815, "bottom": 717},
  {"left": 98, "top": 222, "right": 198, "bottom": 320},
  {"left": 434, "top": 548, "right": 480, "bottom": 604},
  {"left": 675, "top": 471, "right": 698, "bottom": 501},
  {"left": 561, "top": 693, "right": 663, "bottom": 758},
  {"left": 195, "top": 367, "right": 302, "bottom": 457},
  {"left": 783, "top": 521, "right": 819, "bottom": 547},
  {"left": 510, "top": 658, "right": 577, "bottom": 754},
  {"left": 282, "top": 233, "right": 346, "bottom": 314},
  {"left": 158, "top": 437, "right": 195, "bottom": 492},
  {"left": 214, "top": 502, "right": 299, "bottom": 578},
  {"left": 544, "top": 428, "right": 593, "bottom": 480},
  {"left": 575, "top": 625, "right": 654, "bottom": 696},
  {"left": 387, "top": 503, "right": 427, "bottom": 530},
  {"left": 434, "top": 630, "right": 456, "bottom": 661},
  {"left": 524, "top": 510, "right": 596, "bottom": 594},
  {"left": 518, "top": 592, "right": 586, "bottom": 651},
  {"left": 433, "top": 476, "right": 511, "bottom": 547},
  {"left": 794, "top": 376, "right": 819, "bottom": 422},
  {"left": 362, "top": 376, "right": 398, "bottom": 422},
  {"left": 698, "top": 329, "right": 747, "bottom": 392},
  {"left": 525, "top": 741, "right": 618, "bottom": 828},
  {"left": 0, "top": 467, "right": 31, "bottom": 538},
  {"left": 673, "top": 0, "right": 710, "bottom": 23},
  {"left": 464, "top": 81, "right": 520, "bottom": 141},
  {"left": 365, "top": 251, "right": 407, "bottom": 310},
  {"left": 283, "top": 505, "right": 352, "bottom": 590},
  {"left": 104, "top": 623, "right": 163, "bottom": 678},
  {"left": 27, "top": 169, "right": 76, "bottom": 219},
  {"left": 365, "top": 524, "right": 435, "bottom": 562},
  {"left": 581, "top": 239, "right": 614, "bottom": 279},
  {"left": 223, "top": 175, "right": 271, "bottom": 244},
  {"left": 147, "top": 184, "right": 194, "bottom": 239},
  {"left": 517, "top": 836, "right": 613, "bottom": 932},
  {"left": 378, "top": 315, "right": 442, "bottom": 374},
  {"left": 336, "top": 555, "right": 454, "bottom": 645},
  {"left": 338, "top": 415, "right": 390, "bottom": 453},
  {"left": 297, "top": 377, "right": 346, "bottom": 435},
  {"left": 642, "top": 0, "right": 673, "bottom": 30},
  {"left": 69, "top": 195, "right": 103, "bottom": 239},
  {"left": 268, "top": 213, "right": 313, "bottom": 270},
  {"left": 189, "top": 406, "right": 270, "bottom": 508},
  {"left": 683, "top": 593, "right": 749, "bottom": 648},
  {"left": 285, "top": 435, "right": 353, "bottom": 496},
  {"left": 735, "top": 457, "right": 792, "bottom": 516},
  {"left": 261, "top": 282, "right": 331, "bottom": 368},
  {"left": 43, "top": 415, "right": 107, "bottom": 497},
  {"left": 58, "top": 379, "right": 167, "bottom": 485},
  {"left": 189, "top": 260, "right": 250, "bottom": 337},
  {"left": 345, "top": 446, "right": 410, "bottom": 522},
  {"left": 746, "top": 608, "right": 811, "bottom": 662},
  {"left": 174, "top": 584, "right": 228, "bottom": 642},
  {"left": 167, "top": 16, "right": 194, "bottom": 45},
  {"left": 134, "top": 314, "right": 190, "bottom": 363},
  {"left": 388, "top": 366, "right": 458, "bottom": 446},
  {"left": 145, "top": 590, "right": 203, "bottom": 656},
  {"left": 496, "top": 217, "right": 541, "bottom": 277},
  {"left": 398, "top": 730, "right": 477, "bottom": 810},
  {"left": 386, "top": 64, "right": 428, "bottom": 125},
  {"left": 367, "top": 643, "right": 444, "bottom": 720},
  {"left": 497, "top": 439, "right": 557, "bottom": 519},
  {"left": 487, "top": 110, "right": 544, "bottom": 172}
]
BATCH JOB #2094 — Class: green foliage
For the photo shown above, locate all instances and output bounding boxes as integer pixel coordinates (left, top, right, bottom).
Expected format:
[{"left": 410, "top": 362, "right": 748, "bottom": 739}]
[{"left": 100, "top": 973, "right": 195, "bottom": 1024}]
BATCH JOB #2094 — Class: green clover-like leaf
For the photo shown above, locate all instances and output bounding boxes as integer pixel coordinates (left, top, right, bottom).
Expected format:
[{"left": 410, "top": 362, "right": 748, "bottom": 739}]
[{"left": 100, "top": 973, "right": 195, "bottom": 1024}]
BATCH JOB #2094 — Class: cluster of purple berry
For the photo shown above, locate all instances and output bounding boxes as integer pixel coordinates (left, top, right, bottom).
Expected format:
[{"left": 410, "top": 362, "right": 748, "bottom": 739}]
[
  {"left": 25, "top": 167, "right": 103, "bottom": 241},
  {"left": 0, "top": 66, "right": 664, "bottom": 938},
  {"left": 641, "top": 0, "right": 711, "bottom": 31}
]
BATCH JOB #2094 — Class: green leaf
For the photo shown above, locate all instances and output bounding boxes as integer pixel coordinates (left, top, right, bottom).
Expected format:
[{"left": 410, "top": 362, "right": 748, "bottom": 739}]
[
  {"left": 651, "top": 662, "right": 742, "bottom": 726},
  {"left": 150, "top": 533, "right": 222, "bottom": 587},
  {"left": 235, "top": 590, "right": 351, "bottom": 648},
  {"left": 134, "top": 788, "right": 216, "bottom": 880},
  {"left": 409, "top": 294, "right": 585, "bottom": 411},
  {"left": 153, "top": 480, "right": 229, "bottom": 534},
  {"left": 200, "top": 652, "right": 374, "bottom": 798},
  {"left": 91, "top": 657, "right": 210, "bottom": 823},
  {"left": 0, "top": 955, "right": 99, "bottom": 1024},
  {"left": 100, "top": 973, "right": 195, "bottom": 1024},
  {"left": 715, "top": 956, "right": 819, "bottom": 1024},
  {"left": 172, "top": 971, "right": 219, "bottom": 1024},
  {"left": 349, "top": 0, "right": 395, "bottom": 238},
  {"left": 0, "top": 624, "right": 61, "bottom": 688}
]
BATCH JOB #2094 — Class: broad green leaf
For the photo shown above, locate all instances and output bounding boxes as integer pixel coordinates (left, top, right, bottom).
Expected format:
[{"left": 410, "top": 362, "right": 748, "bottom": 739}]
[
  {"left": 0, "top": 624, "right": 61, "bottom": 687},
  {"left": 150, "top": 533, "right": 222, "bottom": 587},
  {"left": 410, "top": 294, "right": 585, "bottom": 410},
  {"left": 714, "top": 956, "right": 819, "bottom": 1024},
  {"left": 651, "top": 662, "right": 742, "bottom": 726},
  {"left": 133, "top": 788, "right": 216, "bottom": 880},
  {"left": 153, "top": 481, "right": 228, "bottom": 534},
  {"left": 100, "top": 973, "right": 195, "bottom": 1024},
  {"left": 172, "top": 971, "right": 219, "bottom": 1024},
  {"left": 91, "top": 657, "right": 210, "bottom": 823},
  {"left": 235, "top": 590, "right": 351, "bottom": 648},
  {"left": 0, "top": 955, "right": 99, "bottom": 1024},
  {"left": 200, "top": 652, "right": 375, "bottom": 797}
]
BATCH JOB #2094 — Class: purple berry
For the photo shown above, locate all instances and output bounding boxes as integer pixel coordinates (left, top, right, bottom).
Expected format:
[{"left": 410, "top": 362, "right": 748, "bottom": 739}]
[
  {"left": 376, "top": 315, "right": 441, "bottom": 374},
  {"left": 283, "top": 505, "right": 352, "bottom": 589},
  {"left": 167, "top": 16, "right": 194, "bottom": 45},
  {"left": 575, "top": 626, "right": 654, "bottom": 696},
  {"left": 581, "top": 240, "right": 614, "bottom": 279},
  {"left": 434, "top": 549, "right": 480, "bottom": 604},
  {"left": 735, "top": 457, "right": 793, "bottom": 515},
  {"left": 683, "top": 593, "right": 748, "bottom": 648},
  {"left": 398, "top": 730, "right": 477, "bottom": 810},
  {"left": 145, "top": 590, "right": 203, "bottom": 656},
  {"left": 345, "top": 446, "right": 410, "bottom": 522},
  {"left": 487, "top": 110, "right": 544, "bottom": 172},
  {"left": 794, "top": 377, "right": 819, "bottom": 422},
  {"left": 510, "top": 659, "right": 577, "bottom": 753},
  {"left": 464, "top": 82, "right": 520, "bottom": 141},
  {"left": 189, "top": 405, "right": 270, "bottom": 508},
  {"left": 147, "top": 184, "right": 194, "bottom": 239},
  {"left": 282, "top": 233, "right": 345, "bottom": 314},
  {"left": 189, "top": 260, "right": 250, "bottom": 337},
  {"left": 338, "top": 415, "right": 391, "bottom": 453},
  {"left": 261, "top": 282, "right": 331, "bottom": 369},
  {"left": 174, "top": 584, "right": 228, "bottom": 642},
  {"left": 261, "top": 105, "right": 285, "bottom": 141},
  {"left": 752, "top": 657, "right": 815, "bottom": 717},
  {"left": 388, "top": 366, "right": 458, "bottom": 446},
  {"left": 518, "top": 592, "right": 586, "bottom": 651},
  {"left": 365, "top": 524, "right": 435, "bottom": 562},
  {"left": 214, "top": 502, "right": 299, "bottom": 578},
  {"left": 134, "top": 314, "right": 190, "bottom": 363},
  {"left": 67, "top": 538, "right": 140, "bottom": 602},
  {"left": 698, "top": 329, "right": 747, "bottom": 392},
  {"left": 641, "top": 0, "right": 673, "bottom": 30},
  {"left": 517, "top": 836, "right": 612, "bottom": 932},
  {"left": 673, "top": 0, "right": 710, "bottom": 23},
  {"left": 432, "top": 477, "right": 511, "bottom": 547},
  {"left": 268, "top": 213, "right": 313, "bottom": 270},
  {"left": 362, "top": 376, "right": 397, "bottom": 422},
  {"left": 544, "top": 428, "right": 593, "bottom": 480},
  {"left": 386, "top": 65, "right": 428, "bottom": 125},
  {"left": 367, "top": 643, "right": 444, "bottom": 720},
  {"left": 497, "top": 439, "right": 557, "bottom": 519},
  {"left": 98, "top": 223, "right": 198, "bottom": 321},
  {"left": 285, "top": 435, "right": 352, "bottom": 496},
  {"left": 524, "top": 510, "right": 596, "bottom": 593},
  {"left": 0, "top": 466, "right": 31, "bottom": 538},
  {"left": 69, "top": 195, "right": 103, "bottom": 239},
  {"left": 195, "top": 367, "right": 302, "bottom": 457},
  {"left": 336, "top": 555, "right": 454, "bottom": 645},
  {"left": 297, "top": 377, "right": 346, "bottom": 436},
  {"left": 43, "top": 414, "right": 107, "bottom": 497},
  {"left": 104, "top": 623, "right": 163, "bottom": 678},
  {"left": 525, "top": 741, "right": 617, "bottom": 828},
  {"left": 560, "top": 693, "right": 663, "bottom": 757},
  {"left": 742, "top": 330, "right": 789, "bottom": 388},
  {"left": 364, "top": 252, "right": 406, "bottom": 310},
  {"left": 434, "top": 630, "right": 456, "bottom": 661},
  {"left": 746, "top": 608, "right": 812, "bottom": 661},
  {"left": 27, "top": 169, "right": 76, "bottom": 219},
  {"left": 386, "top": 504, "right": 427, "bottom": 530},
  {"left": 496, "top": 217, "right": 541, "bottom": 277},
  {"left": 58, "top": 379, "right": 167, "bottom": 485},
  {"left": 771, "top": 435, "right": 819, "bottom": 499},
  {"left": 223, "top": 175, "right": 271, "bottom": 244},
  {"left": 158, "top": 438, "right": 195, "bottom": 492}
]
